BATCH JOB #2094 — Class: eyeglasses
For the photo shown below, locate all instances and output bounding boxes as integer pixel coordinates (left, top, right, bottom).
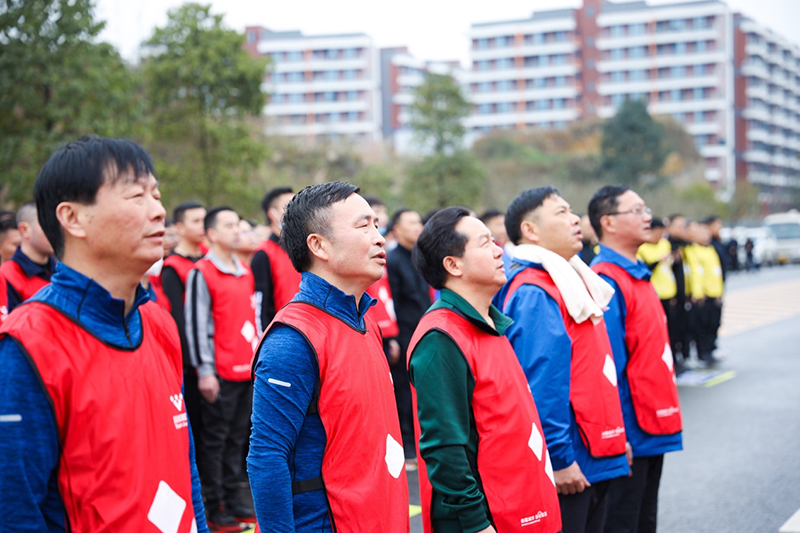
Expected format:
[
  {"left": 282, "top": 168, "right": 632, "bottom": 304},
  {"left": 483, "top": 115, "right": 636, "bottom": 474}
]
[{"left": 607, "top": 206, "right": 652, "bottom": 218}]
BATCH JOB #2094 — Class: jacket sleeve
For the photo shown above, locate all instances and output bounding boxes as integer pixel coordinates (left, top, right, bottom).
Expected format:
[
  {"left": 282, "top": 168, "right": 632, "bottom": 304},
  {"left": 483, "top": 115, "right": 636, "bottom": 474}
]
[
  {"left": 185, "top": 392, "right": 209, "bottom": 533},
  {"left": 248, "top": 324, "right": 319, "bottom": 533},
  {"left": 0, "top": 337, "right": 66, "bottom": 530},
  {"left": 409, "top": 330, "right": 492, "bottom": 533},
  {"left": 184, "top": 270, "right": 216, "bottom": 378},
  {"left": 251, "top": 250, "right": 275, "bottom": 333},
  {"left": 503, "top": 284, "right": 575, "bottom": 470}
]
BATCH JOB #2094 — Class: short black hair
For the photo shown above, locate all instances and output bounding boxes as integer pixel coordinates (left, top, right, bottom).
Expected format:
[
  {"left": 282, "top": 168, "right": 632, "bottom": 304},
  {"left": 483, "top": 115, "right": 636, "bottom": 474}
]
[
  {"left": 588, "top": 185, "right": 630, "bottom": 240},
  {"left": 0, "top": 214, "right": 17, "bottom": 236},
  {"left": 701, "top": 215, "right": 721, "bottom": 225},
  {"left": 421, "top": 208, "right": 442, "bottom": 226},
  {"left": 362, "top": 195, "right": 384, "bottom": 208},
  {"left": 389, "top": 208, "right": 414, "bottom": 233},
  {"left": 479, "top": 208, "right": 504, "bottom": 223},
  {"left": 281, "top": 181, "right": 360, "bottom": 272},
  {"left": 34, "top": 135, "right": 156, "bottom": 259},
  {"left": 651, "top": 217, "right": 665, "bottom": 229},
  {"left": 505, "top": 186, "right": 560, "bottom": 245},
  {"left": 412, "top": 206, "right": 471, "bottom": 290},
  {"left": 261, "top": 186, "right": 294, "bottom": 226},
  {"left": 204, "top": 206, "right": 237, "bottom": 232},
  {"left": 173, "top": 201, "right": 205, "bottom": 224}
]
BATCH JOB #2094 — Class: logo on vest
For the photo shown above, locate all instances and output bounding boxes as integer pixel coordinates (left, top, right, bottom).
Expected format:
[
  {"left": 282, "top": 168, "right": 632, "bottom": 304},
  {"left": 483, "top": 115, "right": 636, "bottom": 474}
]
[
  {"left": 603, "top": 354, "right": 617, "bottom": 387},
  {"left": 169, "top": 393, "right": 184, "bottom": 411},
  {"left": 662, "top": 343, "right": 674, "bottom": 373},
  {"left": 601, "top": 426, "right": 625, "bottom": 440},
  {"left": 148, "top": 480, "right": 187, "bottom": 533},
  {"left": 385, "top": 434, "right": 405, "bottom": 479},
  {"left": 656, "top": 405, "right": 680, "bottom": 418},
  {"left": 240, "top": 320, "right": 259, "bottom": 351},
  {"left": 521, "top": 511, "right": 548, "bottom": 527}
]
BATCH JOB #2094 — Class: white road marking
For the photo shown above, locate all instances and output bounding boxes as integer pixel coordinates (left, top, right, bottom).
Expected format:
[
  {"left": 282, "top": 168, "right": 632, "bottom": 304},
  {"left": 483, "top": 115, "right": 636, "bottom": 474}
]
[
  {"left": 268, "top": 378, "right": 291, "bottom": 388},
  {"left": 0, "top": 414, "right": 22, "bottom": 422},
  {"left": 779, "top": 507, "right": 800, "bottom": 532}
]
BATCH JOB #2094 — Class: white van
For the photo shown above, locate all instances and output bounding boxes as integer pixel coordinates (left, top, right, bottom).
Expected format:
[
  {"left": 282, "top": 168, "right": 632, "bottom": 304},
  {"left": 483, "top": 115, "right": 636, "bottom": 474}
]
[{"left": 764, "top": 210, "right": 800, "bottom": 264}]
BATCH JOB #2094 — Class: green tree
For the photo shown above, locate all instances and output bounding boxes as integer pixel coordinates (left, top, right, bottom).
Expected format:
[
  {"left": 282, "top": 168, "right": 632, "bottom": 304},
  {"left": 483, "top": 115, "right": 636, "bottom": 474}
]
[
  {"left": 142, "top": 3, "right": 268, "bottom": 211},
  {"left": 0, "top": 0, "right": 142, "bottom": 206},
  {"left": 404, "top": 73, "right": 485, "bottom": 211},
  {"left": 600, "top": 99, "right": 666, "bottom": 186}
]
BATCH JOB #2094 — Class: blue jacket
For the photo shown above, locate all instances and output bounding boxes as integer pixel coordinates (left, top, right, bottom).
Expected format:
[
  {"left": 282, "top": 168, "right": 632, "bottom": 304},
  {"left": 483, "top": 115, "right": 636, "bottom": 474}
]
[
  {"left": 591, "top": 246, "right": 683, "bottom": 457},
  {"left": 0, "top": 262, "right": 208, "bottom": 532},
  {"left": 248, "top": 272, "right": 376, "bottom": 533},
  {"left": 495, "top": 261, "right": 630, "bottom": 483}
]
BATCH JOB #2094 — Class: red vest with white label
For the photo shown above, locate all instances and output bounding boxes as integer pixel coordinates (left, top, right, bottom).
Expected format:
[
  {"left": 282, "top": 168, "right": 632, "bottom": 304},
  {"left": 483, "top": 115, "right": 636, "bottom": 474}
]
[
  {"left": 253, "top": 302, "right": 410, "bottom": 532},
  {"left": 163, "top": 253, "right": 199, "bottom": 286},
  {"left": 0, "top": 301, "right": 196, "bottom": 532},
  {"left": 192, "top": 258, "right": 257, "bottom": 381},
  {"left": 366, "top": 267, "right": 399, "bottom": 339},
  {"left": 592, "top": 261, "right": 683, "bottom": 435},
  {"left": 504, "top": 268, "right": 627, "bottom": 457},
  {"left": 0, "top": 271, "right": 7, "bottom": 323},
  {"left": 408, "top": 308, "right": 561, "bottom": 533},
  {"left": 256, "top": 238, "right": 301, "bottom": 310},
  {"left": 0, "top": 258, "right": 50, "bottom": 303}
]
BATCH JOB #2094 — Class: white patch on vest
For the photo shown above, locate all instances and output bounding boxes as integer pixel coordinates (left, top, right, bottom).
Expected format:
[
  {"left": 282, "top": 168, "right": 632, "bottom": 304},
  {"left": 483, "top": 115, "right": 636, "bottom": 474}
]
[
  {"left": 544, "top": 449, "right": 555, "bottom": 486},
  {"left": 528, "top": 423, "right": 543, "bottom": 461},
  {"left": 173, "top": 413, "right": 188, "bottom": 430},
  {"left": 240, "top": 320, "right": 259, "bottom": 351},
  {"left": 148, "top": 480, "right": 186, "bottom": 533},
  {"left": 169, "top": 393, "right": 184, "bottom": 411},
  {"left": 268, "top": 378, "right": 291, "bottom": 388},
  {"left": 385, "top": 434, "right": 405, "bottom": 479},
  {"left": 662, "top": 343, "right": 674, "bottom": 373},
  {"left": 190, "top": 518, "right": 197, "bottom": 533},
  {"left": 0, "top": 414, "right": 22, "bottom": 423},
  {"left": 603, "top": 354, "right": 618, "bottom": 387}
]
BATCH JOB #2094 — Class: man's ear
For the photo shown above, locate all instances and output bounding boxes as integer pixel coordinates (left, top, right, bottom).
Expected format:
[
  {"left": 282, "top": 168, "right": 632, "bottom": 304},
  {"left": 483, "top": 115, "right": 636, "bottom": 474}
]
[
  {"left": 55, "top": 202, "right": 87, "bottom": 240},
  {"left": 442, "top": 255, "right": 463, "bottom": 279},
  {"left": 520, "top": 219, "right": 541, "bottom": 244},
  {"left": 600, "top": 214, "right": 615, "bottom": 237},
  {"left": 307, "top": 233, "right": 331, "bottom": 263}
]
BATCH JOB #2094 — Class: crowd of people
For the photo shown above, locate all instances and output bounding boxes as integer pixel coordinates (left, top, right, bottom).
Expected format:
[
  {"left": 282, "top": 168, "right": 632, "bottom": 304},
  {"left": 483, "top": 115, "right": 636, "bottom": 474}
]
[{"left": 0, "top": 135, "right": 731, "bottom": 533}]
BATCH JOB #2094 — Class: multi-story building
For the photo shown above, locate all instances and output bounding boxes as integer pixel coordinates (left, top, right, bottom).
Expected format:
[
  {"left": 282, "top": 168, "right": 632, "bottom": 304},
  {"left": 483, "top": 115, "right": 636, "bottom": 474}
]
[
  {"left": 465, "top": 9, "right": 582, "bottom": 135},
  {"left": 244, "top": 27, "right": 381, "bottom": 142},
  {"left": 381, "top": 47, "right": 466, "bottom": 152},
  {"left": 464, "top": 0, "right": 800, "bottom": 197},
  {"left": 733, "top": 14, "right": 800, "bottom": 196}
]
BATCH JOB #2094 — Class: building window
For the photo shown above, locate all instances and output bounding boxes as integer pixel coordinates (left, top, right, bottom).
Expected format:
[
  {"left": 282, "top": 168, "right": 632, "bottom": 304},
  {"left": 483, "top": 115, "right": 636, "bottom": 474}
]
[
  {"left": 671, "top": 89, "right": 681, "bottom": 101},
  {"left": 629, "top": 46, "right": 648, "bottom": 58},
  {"left": 247, "top": 32, "right": 256, "bottom": 43},
  {"left": 629, "top": 23, "right": 647, "bottom": 36},
  {"left": 672, "top": 66, "right": 685, "bottom": 78},
  {"left": 696, "top": 40, "right": 707, "bottom": 53},
  {"left": 497, "top": 58, "right": 514, "bottom": 70},
  {"left": 610, "top": 48, "right": 624, "bottom": 60},
  {"left": 694, "top": 87, "right": 704, "bottom": 100},
  {"left": 585, "top": 37, "right": 595, "bottom": 46},
  {"left": 478, "top": 104, "right": 492, "bottom": 114},
  {"left": 610, "top": 25, "right": 624, "bottom": 38},
  {"left": 675, "top": 42, "right": 687, "bottom": 55},
  {"left": 497, "top": 102, "right": 514, "bottom": 113},
  {"left": 288, "top": 93, "right": 303, "bottom": 103}
]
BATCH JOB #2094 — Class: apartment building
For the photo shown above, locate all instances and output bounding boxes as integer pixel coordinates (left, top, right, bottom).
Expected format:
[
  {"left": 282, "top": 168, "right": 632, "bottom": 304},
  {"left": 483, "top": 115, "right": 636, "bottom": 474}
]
[
  {"left": 381, "top": 47, "right": 466, "bottom": 152},
  {"left": 244, "top": 27, "right": 381, "bottom": 142},
  {"left": 734, "top": 15, "right": 800, "bottom": 194}
]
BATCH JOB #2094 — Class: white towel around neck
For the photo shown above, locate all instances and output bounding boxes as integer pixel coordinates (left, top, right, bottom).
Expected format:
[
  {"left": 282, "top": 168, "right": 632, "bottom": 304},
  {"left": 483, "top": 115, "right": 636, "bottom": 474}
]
[{"left": 512, "top": 244, "right": 614, "bottom": 324}]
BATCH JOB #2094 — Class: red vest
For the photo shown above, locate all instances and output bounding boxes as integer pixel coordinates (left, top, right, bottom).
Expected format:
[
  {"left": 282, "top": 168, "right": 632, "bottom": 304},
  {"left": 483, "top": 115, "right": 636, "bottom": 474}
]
[
  {"left": 192, "top": 258, "right": 257, "bottom": 381},
  {"left": 0, "top": 258, "right": 50, "bottom": 302},
  {"left": 504, "top": 268, "right": 627, "bottom": 457},
  {"left": 0, "top": 271, "right": 7, "bottom": 323},
  {"left": 254, "top": 302, "right": 410, "bottom": 532},
  {"left": 256, "top": 238, "right": 301, "bottom": 310},
  {"left": 366, "top": 267, "right": 399, "bottom": 338},
  {"left": 592, "top": 262, "right": 683, "bottom": 435},
  {"left": 0, "top": 302, "right": 196, "bottom": 532},
  {"left": 408, "top": 308, "right": 561, "bottom": 533},
  {"left": 148, "top": 274, "right": 170, "bottom": 312},
  {"left": 163, "top": 253, "right": 199, "bottom": 286}
]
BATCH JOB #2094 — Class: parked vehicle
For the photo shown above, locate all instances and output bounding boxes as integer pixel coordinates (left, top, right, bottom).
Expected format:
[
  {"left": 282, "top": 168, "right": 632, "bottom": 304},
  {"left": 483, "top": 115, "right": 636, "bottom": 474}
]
[
  {"left": 722, "top": 226, "right": 779, "bottom": 268},
  {"left": 764, "top": 210, "right": 800, "bottom": 264}
]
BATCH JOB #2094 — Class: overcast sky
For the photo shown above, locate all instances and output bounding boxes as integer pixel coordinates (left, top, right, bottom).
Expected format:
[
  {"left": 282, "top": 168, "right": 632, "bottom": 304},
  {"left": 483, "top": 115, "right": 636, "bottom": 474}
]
[{"left": 95, "top": 0, "right": 799, "bottom": 65}]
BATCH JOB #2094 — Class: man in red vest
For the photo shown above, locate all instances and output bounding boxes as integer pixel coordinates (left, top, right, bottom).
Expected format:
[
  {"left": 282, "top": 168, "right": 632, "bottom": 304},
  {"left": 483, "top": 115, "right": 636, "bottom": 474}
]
[
  {"left": 185, "top": 206, "right": 258, "bottom": 530},
  {"left": 588, "top": 185, "right": 683, "bottom": 533},
  {"left": 0, "top": 135, "right": 208, "bottom": 532},
  {"left": 252, "top": 186, "right": 301, "bottom": 332},
  {"left": 495, "top": 187, "right": 629, "bottom": 533},
  {"left": 162, "top": 200, "right": 207, "bottom": 441},
  {"left": 409, "top": 206, "right": 561, "bottom": 533},
  {"left": 248, "top": 181, "right": 409, "bottom": 532},
  {"left": 0, "top": 201, "right": 56, "bottom": 312}
]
